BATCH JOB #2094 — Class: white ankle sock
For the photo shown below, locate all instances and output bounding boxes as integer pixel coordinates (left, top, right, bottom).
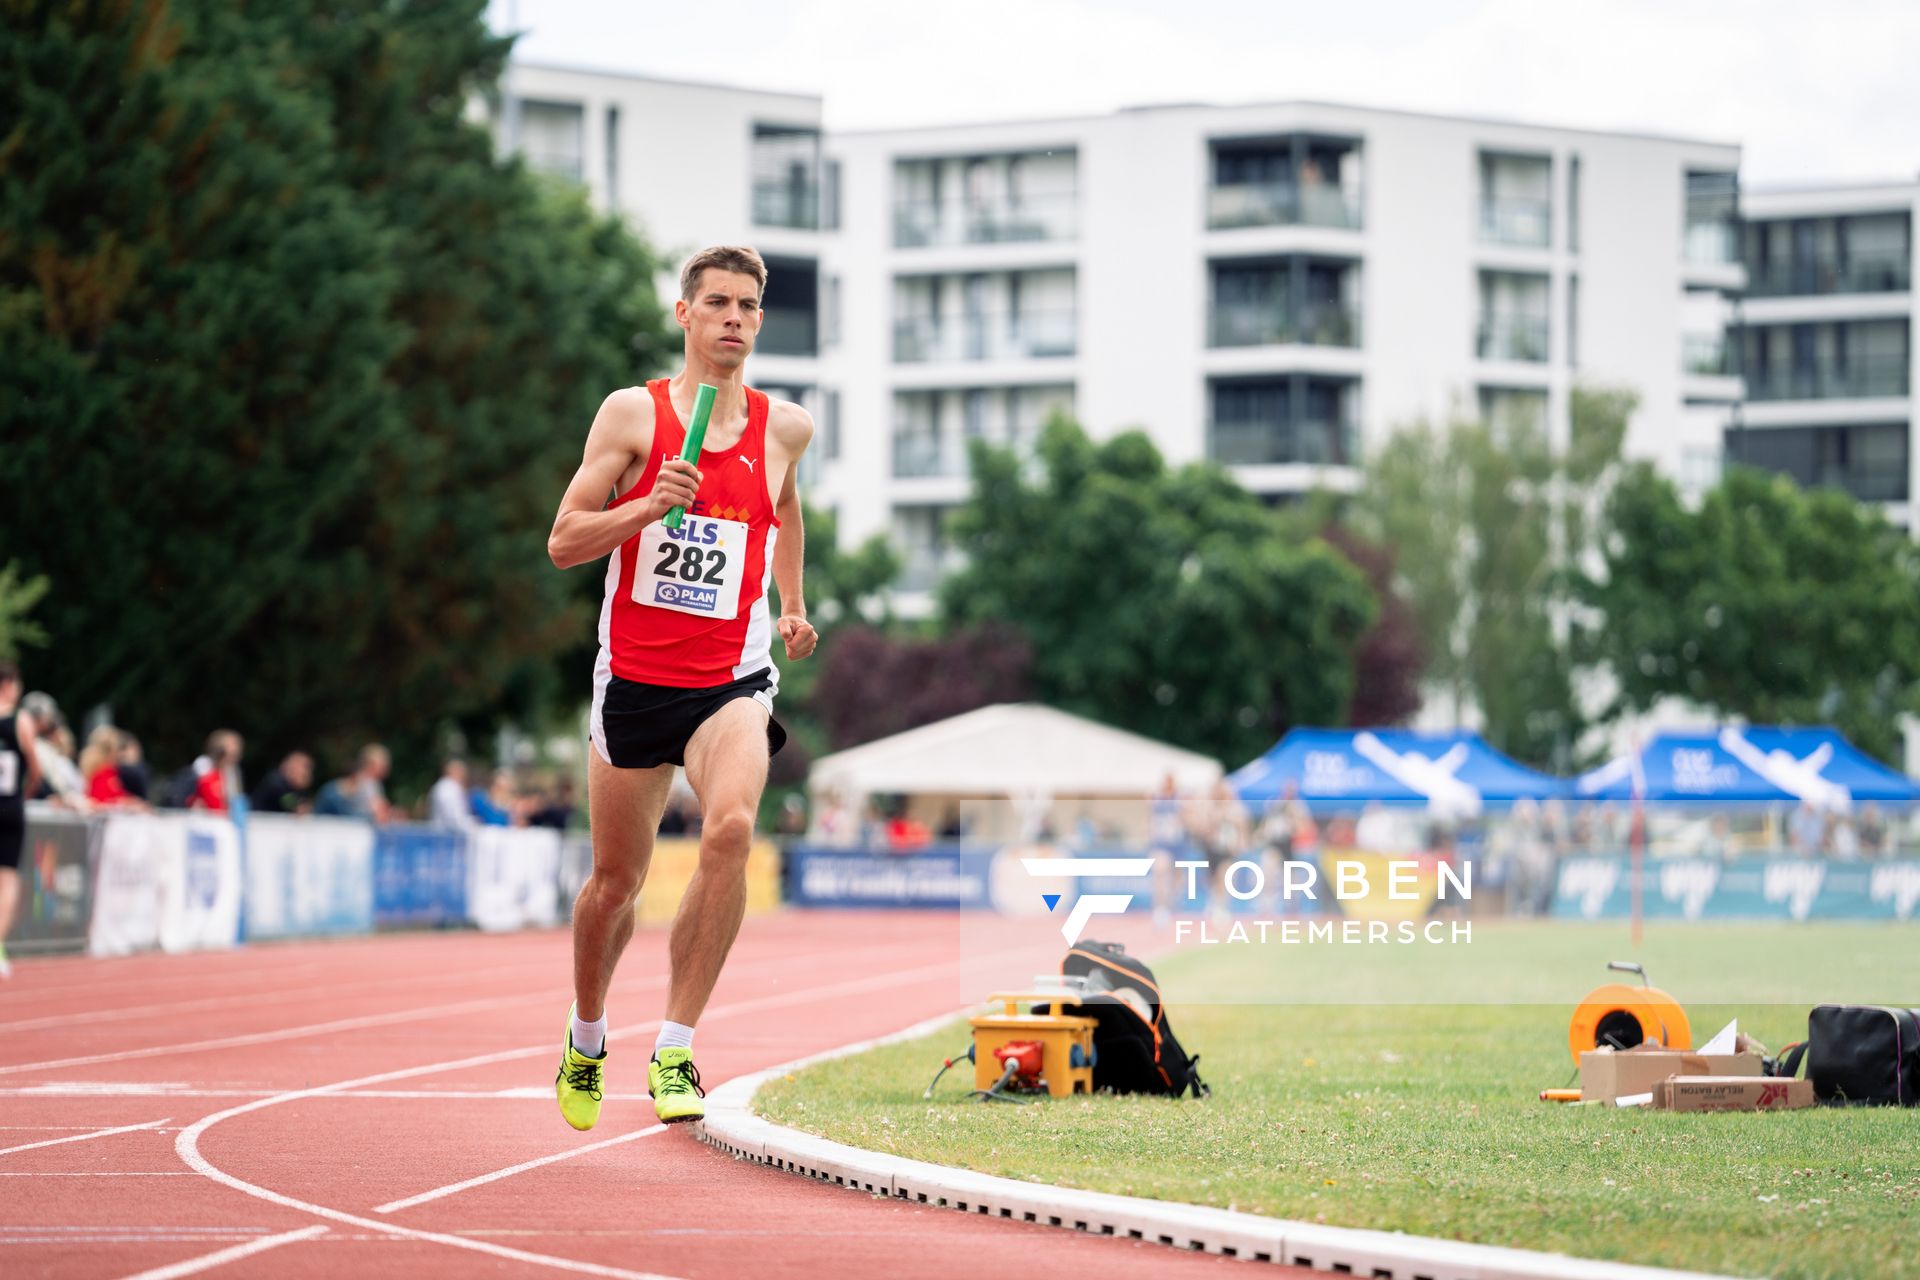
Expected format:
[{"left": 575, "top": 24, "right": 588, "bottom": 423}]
[
  {"left": 654, "top": 1020, "right": 695, "bottom": 1053},
  {"left": 570, "top": 1007, "right": 607, "bottom": 1058}
]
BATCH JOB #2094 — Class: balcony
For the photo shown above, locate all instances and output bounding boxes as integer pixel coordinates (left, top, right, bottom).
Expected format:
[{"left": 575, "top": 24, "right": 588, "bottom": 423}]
[
  {"left": 1479, "top": 196, "right": 1551, "bottom": 248},
  {"left": 892, "top": 432, "right": 965, "bottom": 479},
  {"left": 1207, "top": 182, "right": 1363, "bottom": 231},
  {"left": 756, "top": 306, "right": 817, "bottom": 358},
  {"left": 1744, "top": 357, "right": 1910, "bottom": 402},
  {"left": 1208, "top": 417, "right": 1355, "bottom": 467},
  {"left": 1745, "top": 253, "right": 1912, "bottom": 299},
  {"left": 893, "top": 309, "right": 1077, "bottom": 363},
  {"left": 1477, "top": 313, "right": 1551, "bottom": 363},
  {"left": 1685, "top": 220, "right": 1739, "bottom": 266},
  {"left": 893, "top": 192, "right": 1077, "bottom": 248},
  {"left": 1683, "top": 335, "right": 1732, "bottom": 376},
  {"left": 1209, "top": 300, "right": 1361, "bottom": 348},
  {"left": 753, "top": 180, "right": 819, "bottom": 230}
]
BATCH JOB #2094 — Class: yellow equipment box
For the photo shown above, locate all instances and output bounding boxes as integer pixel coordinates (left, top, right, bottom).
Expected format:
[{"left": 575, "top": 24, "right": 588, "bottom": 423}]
[{"left": 969, "top": 991, "right": 1097, "bottom": 1097}]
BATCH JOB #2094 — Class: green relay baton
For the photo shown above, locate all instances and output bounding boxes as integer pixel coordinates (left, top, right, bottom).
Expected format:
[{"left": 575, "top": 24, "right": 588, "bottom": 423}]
[{"left": 662, "top": 382, "right": 717, "bottom": 531}]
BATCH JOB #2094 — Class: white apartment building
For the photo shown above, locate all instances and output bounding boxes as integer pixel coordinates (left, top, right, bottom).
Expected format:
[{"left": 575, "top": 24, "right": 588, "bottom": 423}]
[
  {"left": 486, "top": 62, "right": 836, "bottom": 482},
  {"left": 1732, "top": 181, "right": 1916, "bottom": 530},
  {"left": 489, "top": 69, "right": 1753, "bottom": 605}
]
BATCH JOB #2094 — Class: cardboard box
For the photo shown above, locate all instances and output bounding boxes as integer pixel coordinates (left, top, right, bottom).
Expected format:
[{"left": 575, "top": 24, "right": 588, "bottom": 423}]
[
  {"left": 1654, "top": 1076, "right": 1815, "bottom": 1112},
  {"left": 1578, "top": 1046, "right": 1765, "bottom": 1102}
]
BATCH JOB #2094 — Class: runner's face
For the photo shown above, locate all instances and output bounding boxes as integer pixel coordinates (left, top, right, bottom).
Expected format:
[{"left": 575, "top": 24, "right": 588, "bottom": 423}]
[{"left": 680, "top": 270, "right": 762, "bottom": 367}]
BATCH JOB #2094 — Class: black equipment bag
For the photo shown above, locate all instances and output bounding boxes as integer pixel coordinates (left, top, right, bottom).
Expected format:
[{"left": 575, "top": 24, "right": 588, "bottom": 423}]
[
  {"left": 1770, "top": 1005, "right": 1920, "bottom": 1106},
  {"left": 1057, "top": 940, "right": 1208, "bottom": 1098}
]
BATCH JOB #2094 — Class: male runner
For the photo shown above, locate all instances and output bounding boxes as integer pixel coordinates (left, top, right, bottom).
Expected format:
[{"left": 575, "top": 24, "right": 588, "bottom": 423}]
[
  {"left": 546, "top": 246, "right": 816, "bottom": 1128},
  {"left": 0, "top": 663, "right": 42, "bottom": 979}
]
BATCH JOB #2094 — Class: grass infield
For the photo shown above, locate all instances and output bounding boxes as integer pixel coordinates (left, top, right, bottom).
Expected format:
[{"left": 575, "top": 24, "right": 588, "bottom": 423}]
[{"left": 754, "top": 921, "right": 1920, "bottom": 1280}]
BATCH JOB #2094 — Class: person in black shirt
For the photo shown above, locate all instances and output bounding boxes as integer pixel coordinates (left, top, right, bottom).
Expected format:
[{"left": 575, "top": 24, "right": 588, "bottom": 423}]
[
  {"left": 0, "top": 663, "right": 42, "bottom": 979},
  {"left": 250, "top": 751, "right": 314, "bottom": 816}
]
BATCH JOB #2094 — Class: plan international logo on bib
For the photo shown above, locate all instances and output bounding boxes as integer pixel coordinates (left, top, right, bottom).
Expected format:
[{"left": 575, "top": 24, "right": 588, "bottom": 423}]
[{"left": 654, "top": 582, "right": 720, "bottom": 612}]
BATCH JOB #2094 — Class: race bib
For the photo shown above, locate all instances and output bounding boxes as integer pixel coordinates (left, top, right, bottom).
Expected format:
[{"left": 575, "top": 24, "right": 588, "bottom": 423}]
[{"left": 634, "top": 514, "right": 749, "bottom": 620}]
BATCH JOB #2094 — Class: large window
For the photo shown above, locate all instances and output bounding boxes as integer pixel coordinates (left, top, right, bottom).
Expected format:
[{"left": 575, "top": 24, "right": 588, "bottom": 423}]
[
  {"left": 1208, "top": 257, "right": 1362, "bottom": 348},
  {"left": 759, "top": 256, "right": 818, "bottom": 357},
  {"left": 1477, "top": 271, "right": 1551, "bottom": 362},
  {"left": 1208, "top": 377, "right": 1359, "bottom": 466},
  {"left": 1684, "top": 169, "right": 1739, "bottom": 265},
  {"left": 1743, "top": 212, "right": 1912, "bottom": 297},
  {"left": 893, "top": 269, "right": 1077, "bottom": 363},
  {"left": 753, "top": 124, "right": 821, "bottom": 230},
  {"left": 1742, "top": 319, "right": 1910, "bottom": 400},
  {"left": 1731, "top": 424, "right": 1909, "bottom": 503},
  {"left": 1207, "top": 135, "right": 1363, "bottom": 230},
  {"left": 894, "top": 150, "right": 1078, "bottom": 248},
  {"left": 519, "top": 100, "right": 584, "bottom": 184},
  {"left": 1478, "top": 151, "right": 1552, "bottom": 248}
]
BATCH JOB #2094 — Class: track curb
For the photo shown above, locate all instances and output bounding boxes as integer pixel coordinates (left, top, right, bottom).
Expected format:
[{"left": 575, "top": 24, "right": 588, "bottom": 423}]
[{"left": 694, "top": 1012, "right": 1737, "bottom": 1280}]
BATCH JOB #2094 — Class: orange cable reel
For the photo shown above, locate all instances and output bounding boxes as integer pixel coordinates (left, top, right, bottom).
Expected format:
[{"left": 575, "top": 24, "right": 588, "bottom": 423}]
[{"left": 1566, "top": 961, "right": 1691, "bottom": 1065}]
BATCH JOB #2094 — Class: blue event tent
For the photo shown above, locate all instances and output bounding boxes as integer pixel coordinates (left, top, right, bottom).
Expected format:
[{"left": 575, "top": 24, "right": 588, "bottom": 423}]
[
  {"left": 1575, "top": 726, "right": 1920, "bottom": 809},
  {"left": 1228, "top": 728, "right": 1569, "bottom": 818}
]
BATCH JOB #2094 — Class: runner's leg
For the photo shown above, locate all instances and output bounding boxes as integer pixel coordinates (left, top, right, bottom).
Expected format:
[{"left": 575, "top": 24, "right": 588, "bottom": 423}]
[
  {"left": 664, "top": 698, "right": 771, "bottom": 1026},
  {"left": 572, "top": 753, "right": 674, "bottom": 1021}
]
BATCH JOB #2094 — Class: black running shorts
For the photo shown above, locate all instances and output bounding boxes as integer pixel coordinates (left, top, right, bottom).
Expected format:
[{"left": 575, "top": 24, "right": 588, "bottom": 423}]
[
  {"left": 591, "top": 667, "right": 787, "bottom": 770},
  {"left": 0, "top": 820, "right": 22, "bottom": 872}
]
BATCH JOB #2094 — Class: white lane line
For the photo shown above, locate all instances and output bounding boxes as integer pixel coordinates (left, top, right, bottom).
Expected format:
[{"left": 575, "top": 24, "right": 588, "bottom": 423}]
[
  {"left": 374, "top": 1124, "right": 668, "bottom": 1214},
  {"left": 172, "top": 958, "right": 960, "bottom": 1280},
  {"left": 1, "top": 1087, "right": 645, "bottom": 1100},
  {"left": 0, "top": 1171, "right": 196, "bottom": 1176},
  {"left": 0, "top": 938, "right": 904, "bottom": 1077},
  {"left": 111, "top": 1225, "right": 330, "bottom": 1280},
  {"left": 0, "top": 1118, "right": 170, "bottom": 1157},
  {"left": 0, "top": 958, "right": 551, "bottom": 1034}
]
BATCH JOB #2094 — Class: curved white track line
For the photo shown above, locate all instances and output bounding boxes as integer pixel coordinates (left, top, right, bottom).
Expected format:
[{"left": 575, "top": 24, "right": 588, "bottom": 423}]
[
  {"left": 172, "top": 959, "right": 960, "bottom": 1280},
  {"left": 113, "top": 1225, "right": 330, "bottom": 1280}
]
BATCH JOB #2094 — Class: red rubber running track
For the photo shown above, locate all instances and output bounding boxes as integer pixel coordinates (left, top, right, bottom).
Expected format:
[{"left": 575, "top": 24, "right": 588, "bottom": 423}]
[{"left": 0, "top": 911, "right": 1285, "bottom": 1278}]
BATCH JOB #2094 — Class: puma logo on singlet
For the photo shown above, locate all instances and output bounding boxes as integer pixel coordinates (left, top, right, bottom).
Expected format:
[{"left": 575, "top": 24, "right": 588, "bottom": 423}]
[{"left": 737, "top": 456, "right": 757, "bottom": 472}]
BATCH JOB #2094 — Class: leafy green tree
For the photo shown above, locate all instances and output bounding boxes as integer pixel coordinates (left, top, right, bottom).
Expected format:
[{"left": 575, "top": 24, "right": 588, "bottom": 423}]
[
  {"left": 0, "top": 562, "right": 50, "bottom": 665},
  {"left": 0, "top": 0, "right": 674, "bottom": 774},
  {"left": 1586, "top": 464, "right": 1920, "bottom": 762},
  {"left": 1353, "top": 385, "right": 1632, "bottom": 768},
  {"left": 939, "top": 418, "right": 1374, "bottom": 766}
]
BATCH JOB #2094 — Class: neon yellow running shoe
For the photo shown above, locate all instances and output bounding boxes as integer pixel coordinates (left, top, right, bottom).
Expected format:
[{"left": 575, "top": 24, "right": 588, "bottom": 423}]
[
  {"left": 648, "top": 1047, "right": 705, "bottom": 1123},
  {"left": 555, "top": 1016, "right": 606, "bottom": 1132}
]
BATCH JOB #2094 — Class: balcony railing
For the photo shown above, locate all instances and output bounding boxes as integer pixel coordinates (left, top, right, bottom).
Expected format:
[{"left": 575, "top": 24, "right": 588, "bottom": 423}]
[
  {"left": 1478, "top": 196, "right": 1551, "bottom": 248},
  {"left": 1209, "top": 299, "right": 1361, "bottom": 349},
  {"left": 1683, "top": 335, "right": 1733, "bottom": 376},
  {"left": 523, "top": 150, "right": 583, "bottom": 184},
  {"left": 1685, "top": 219, "right": 1740, "bottom": 266},
  {"left": 1207, "top": 182, "right": 1363, "bottom": 231},
  {"left": 1477, "top": 313, "right": 1551, "bottom": 363},
  {"left": 1207, "top": 417, "right": 1355, "bottom": 467},
  {"left": 1744, "top": 253, "right": 1912, "bottom": 299},
  {"left": 756, "top": 307, "right": 817, "bottom": 357},
  {"left": 892, "top": 192, "right": 1077, "bottom": 248},
  {"left": 1744, "top": 357, "right": 1910, "bottom": 402},
  {"left": 892, "top": 433, "right": 965, "bottom": 479},
  {"left": 893, "top": 308, "right": 1077, "bottom": 363},
  {"left": 753, "top": 180, "right": 819, "bottom": 230},
  {"left": 1818, "top": 464, "right": 1909, "bottom": 503}
]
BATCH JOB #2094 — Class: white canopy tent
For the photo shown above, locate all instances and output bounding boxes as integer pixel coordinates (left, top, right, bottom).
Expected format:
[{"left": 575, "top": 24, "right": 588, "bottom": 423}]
[{"left": 806, "top": 704, "right": 1223, "bottom": 845}]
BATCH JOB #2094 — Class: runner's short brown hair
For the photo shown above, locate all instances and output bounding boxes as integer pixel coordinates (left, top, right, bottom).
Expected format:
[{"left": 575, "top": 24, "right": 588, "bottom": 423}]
[{"left": 679, "top": 245, "right": 768, "bottom": 302}]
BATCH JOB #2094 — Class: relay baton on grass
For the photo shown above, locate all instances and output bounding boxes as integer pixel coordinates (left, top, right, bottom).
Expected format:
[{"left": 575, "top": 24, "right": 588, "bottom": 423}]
[{"left": 663, "top": 382, "right": 717, "bottom": 530}]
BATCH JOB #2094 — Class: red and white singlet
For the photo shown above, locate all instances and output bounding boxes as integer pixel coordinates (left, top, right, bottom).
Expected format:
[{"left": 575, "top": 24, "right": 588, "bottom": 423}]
[{"left": 594, "top": 379, "right": 781, "bottom": 696}]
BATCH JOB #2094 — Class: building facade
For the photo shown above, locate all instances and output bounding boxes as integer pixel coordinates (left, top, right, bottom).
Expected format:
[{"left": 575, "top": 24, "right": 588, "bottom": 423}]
[
  {"left": 1732, "top": 182, "right": 1916, "bottom": 530},
  {"left": 487, "top": 68, "right": 1834, "bottom": 606}
]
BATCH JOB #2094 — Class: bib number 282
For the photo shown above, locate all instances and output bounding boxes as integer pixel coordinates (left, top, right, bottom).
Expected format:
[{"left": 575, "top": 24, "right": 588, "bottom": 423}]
[{"left": 634, "top": 513, "right": 749, "bottom": 619}]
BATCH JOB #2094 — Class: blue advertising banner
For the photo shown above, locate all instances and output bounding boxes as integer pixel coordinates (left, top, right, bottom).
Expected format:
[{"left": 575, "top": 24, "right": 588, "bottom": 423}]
[
  {"left": 374, "top": 826, "right": 469, "bottom": 928},
  {"left": 784, "top": 846, "right": 996, "bottom": 908},
  {"left": 1552, "top": 855, "right": 1920, "bottom": 922}
]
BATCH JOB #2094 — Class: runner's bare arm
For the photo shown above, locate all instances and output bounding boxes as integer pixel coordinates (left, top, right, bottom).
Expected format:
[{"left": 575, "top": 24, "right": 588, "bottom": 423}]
[
  {"left": 768, "top": 402, "right": 816, "bottom": 661},
  {"left": 547, "top": 389, "right": 698, "bottom": 570},
  {"left": 17, "top": 710, "right": 40, "bottom": 801}
]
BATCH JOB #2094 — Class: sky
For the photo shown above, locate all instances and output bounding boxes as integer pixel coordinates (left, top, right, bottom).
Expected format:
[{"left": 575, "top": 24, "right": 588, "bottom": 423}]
[{"left": 491, "top": 0, "right": 1917, "bottom": 188}]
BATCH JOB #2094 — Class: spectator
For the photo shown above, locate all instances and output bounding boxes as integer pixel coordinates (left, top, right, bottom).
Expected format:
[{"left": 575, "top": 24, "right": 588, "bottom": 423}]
[
  {"left": 81, "top": 727, "right": 140, "bottom": 808},
  {"left": 1857, "top": 802, "right": 1888, "bottom": 857},
  {"left": 189, "top": 730, "right": 244, "bottom": 813},
  {"left": 1355, "top": 800, "right": 1395, "bottom": 852},
  {"left": 808, "top": 789, "right": 856, "bottom": 847},
  {"left": 250, "top": 751, "right": 314, "bottom": 816},
  {"left": 1788, "top": 800, "right": 1824, "bottom": 856},
  {"left": 116, "top": 733, "right": 150, "bottom": 801},
  {"left": 1829, "top": 813, "right": 1860, "bottom": 860},
  {"left": 315, "top": 744, "right": 392, "bottom": 822},
  {"left": 469, "top": 768, "right": 512, "bottom": 826},
  {"left": 530, "top": 779, "right": 578, "bottom": 832},
  {"left": 776, "top": 793, "right": 809, "bottom": 838},
  {"left": 22, "top": 691, "right": 83, "bottom": 803},
  {"left": 429, "top": 758, "right": 476, "bottom": 829},
  {"left": 2, "top": 662, "right": 42, "bottom": 977}
]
